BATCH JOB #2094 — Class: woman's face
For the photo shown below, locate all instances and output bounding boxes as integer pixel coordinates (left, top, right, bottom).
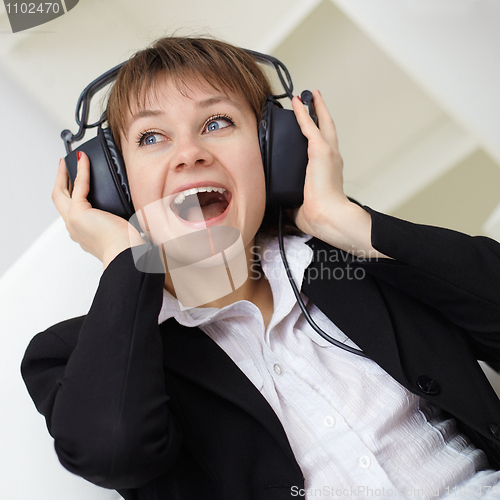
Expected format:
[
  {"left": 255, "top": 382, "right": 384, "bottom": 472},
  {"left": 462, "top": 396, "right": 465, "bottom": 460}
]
[{"left": 120, "top": 76, "right": 266, "bottom": 251}]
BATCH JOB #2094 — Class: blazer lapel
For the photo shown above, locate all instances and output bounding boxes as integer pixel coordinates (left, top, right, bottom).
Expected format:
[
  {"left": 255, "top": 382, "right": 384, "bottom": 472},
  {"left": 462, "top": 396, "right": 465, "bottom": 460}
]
[
  {"left": 160, "top": 238, "right": 407, "bottom": 461},
  {"left": 160, "top": 318, "right": 297, "bottom": 462},
  {"left": 302, "top": 238, "right": 408, "bottom": 385}
]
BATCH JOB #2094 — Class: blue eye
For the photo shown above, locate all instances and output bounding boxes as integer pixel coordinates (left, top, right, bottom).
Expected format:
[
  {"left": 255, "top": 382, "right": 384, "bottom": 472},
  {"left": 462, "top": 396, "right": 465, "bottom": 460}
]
[
  {"left": 204, "top": 115, "right": 234, "bottom": 134},
  {"left": 137, "top": 131, "right": 164, "bottom": 147},
  {"left": 208, "top": 121, "right": 222, "bottom": 132}
]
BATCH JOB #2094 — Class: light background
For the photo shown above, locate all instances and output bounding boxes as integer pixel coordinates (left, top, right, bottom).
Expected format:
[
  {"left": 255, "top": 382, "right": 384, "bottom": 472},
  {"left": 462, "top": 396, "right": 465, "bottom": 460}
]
[
  {"left": 2, "top": 0, "right": 500, "bottom": 277},
  {"left": 1, "top": 1, "right": 500, "bottom": 498}
]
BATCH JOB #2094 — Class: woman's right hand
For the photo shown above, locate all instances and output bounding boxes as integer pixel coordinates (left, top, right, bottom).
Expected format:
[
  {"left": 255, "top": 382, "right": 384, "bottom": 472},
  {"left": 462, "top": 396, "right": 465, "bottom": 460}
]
[{"left": 52, "top": 152, "right": 145, "bottom": 269}]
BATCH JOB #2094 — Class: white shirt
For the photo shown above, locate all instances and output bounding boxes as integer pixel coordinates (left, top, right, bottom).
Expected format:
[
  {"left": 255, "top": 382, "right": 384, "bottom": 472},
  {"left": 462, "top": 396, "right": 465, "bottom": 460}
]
[{"left": 159, "top": 234, "right": 500, "bottom": 499}]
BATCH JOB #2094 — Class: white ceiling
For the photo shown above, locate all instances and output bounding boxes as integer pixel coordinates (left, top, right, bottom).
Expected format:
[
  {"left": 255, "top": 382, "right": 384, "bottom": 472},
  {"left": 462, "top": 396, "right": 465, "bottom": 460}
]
[{"left": 1, "top": 0, "right": 500, "bottom": 275}]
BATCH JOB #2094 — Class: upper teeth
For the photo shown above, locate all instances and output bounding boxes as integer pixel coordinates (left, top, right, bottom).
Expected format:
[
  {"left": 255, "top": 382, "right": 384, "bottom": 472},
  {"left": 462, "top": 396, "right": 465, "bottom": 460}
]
[{"left": 173, "top": 186, "right": 226, "bottom": 205}]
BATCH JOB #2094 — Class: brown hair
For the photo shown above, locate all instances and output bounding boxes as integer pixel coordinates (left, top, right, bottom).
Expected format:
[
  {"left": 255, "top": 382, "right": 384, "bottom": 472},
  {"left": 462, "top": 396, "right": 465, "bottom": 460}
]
[
  {"left": 107, "top": 36, "right": 272, "bottom": 147},
  {"left": 106, "top": 35, "right": 301, "bottom": 238}
]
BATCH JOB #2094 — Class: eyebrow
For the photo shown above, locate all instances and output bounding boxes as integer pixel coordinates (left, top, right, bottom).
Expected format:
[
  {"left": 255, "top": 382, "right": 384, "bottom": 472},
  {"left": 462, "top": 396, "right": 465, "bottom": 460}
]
[
  {"left": 126, "top": 95, "right": 242, "bottom": 134},
  {"left": 126, "top": 109, "right": 165, "bottom": 131},
  {"left": 195, "top": 95, "right": 241, "bottom": 109}
]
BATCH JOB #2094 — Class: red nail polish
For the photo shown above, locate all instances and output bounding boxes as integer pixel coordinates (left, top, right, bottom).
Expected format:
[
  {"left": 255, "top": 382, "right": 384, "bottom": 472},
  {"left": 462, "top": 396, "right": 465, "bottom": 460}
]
[{"left": 77, "top": 151, "right": 83, "bottom": 161}]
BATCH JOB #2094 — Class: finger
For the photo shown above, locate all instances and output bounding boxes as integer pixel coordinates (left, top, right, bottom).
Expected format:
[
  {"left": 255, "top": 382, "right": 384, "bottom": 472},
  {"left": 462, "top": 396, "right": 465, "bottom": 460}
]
[
  {"left": 312, "top": 90, "right": 339, "bottom": 149},
  {"left": 72, "top": 151, "right": 91, "bottom": 204},
  {"left": 54, "top": 158, "right": 70, "bottom": 194},
  {"left": 52, "top": 158, "right": 72, "bottom": 216},
  {"left": 292, "top": 94, "right": 322, "bottom": 141}
]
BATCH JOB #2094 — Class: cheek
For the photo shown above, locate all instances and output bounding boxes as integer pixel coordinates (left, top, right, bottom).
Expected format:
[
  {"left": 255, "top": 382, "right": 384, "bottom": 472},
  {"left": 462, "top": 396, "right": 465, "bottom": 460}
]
[
  {"left": 125, "top": 159, "right": 166, "bottom": 213},
  {"left": 242, "top": 136, "right": 265, "bottom": 187},
  {"left": 254, "top": 170, "right": 267, "bottom": 207},
  {"left": 242, "top": 147, "right": 267, "bottom": 221},
  {"left": 253, "top": 148, "right": 267, "bottom": 205},
  {"left": 127, "top": 168, "right": 148, "bottom": 212}
]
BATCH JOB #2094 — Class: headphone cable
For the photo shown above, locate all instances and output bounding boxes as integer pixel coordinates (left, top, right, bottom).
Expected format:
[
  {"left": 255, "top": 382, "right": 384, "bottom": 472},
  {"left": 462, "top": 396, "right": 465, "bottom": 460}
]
[{"left": 277, "top": 207, "right": 368, "bottom": 358}]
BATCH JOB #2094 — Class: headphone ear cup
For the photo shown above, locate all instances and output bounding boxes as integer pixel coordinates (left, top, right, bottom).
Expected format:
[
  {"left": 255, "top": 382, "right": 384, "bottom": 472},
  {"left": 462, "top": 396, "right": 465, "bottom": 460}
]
[
  {"left": 100, "top": 127, "right": 135, "bottom": 217},
  {"left": 259, "top": 99, "right": 308, "bottom": 208},
  {"left": 64, "top": 126, "right": 135, "bottom": 220},
  {"left": 258, "top": 100, "right": 273, "bottom": 203}
]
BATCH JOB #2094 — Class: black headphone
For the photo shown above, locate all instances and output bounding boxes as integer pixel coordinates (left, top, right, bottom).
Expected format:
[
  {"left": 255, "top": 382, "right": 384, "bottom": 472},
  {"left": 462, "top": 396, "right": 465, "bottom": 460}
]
[
  {"left": 61, "top": 50, "right": 317, "bottom": 219},
  {"left": 61, "top": 49, "right": 367, "bottom": 359}
]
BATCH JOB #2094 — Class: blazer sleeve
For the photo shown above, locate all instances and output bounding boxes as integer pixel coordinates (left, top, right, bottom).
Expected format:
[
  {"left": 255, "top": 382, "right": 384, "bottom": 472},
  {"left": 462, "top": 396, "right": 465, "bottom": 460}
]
[
  {"left": 21, "top": 247, "right": 182, "bottom": 490},
  {"left": 361, "top": 207, "right": 500, "bottom": 356}
]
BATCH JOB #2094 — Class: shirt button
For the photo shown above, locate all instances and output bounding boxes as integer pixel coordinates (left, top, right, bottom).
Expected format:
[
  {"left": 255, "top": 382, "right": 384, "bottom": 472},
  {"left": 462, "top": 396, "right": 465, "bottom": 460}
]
[
  {"left": 273, "top": 363, "right": 283, "bottom": 375},
  {"left": 324, "top": 415, "right": 336, "bottom": 427},
  {"left": 358, "top": 455, "right": 371, "bottom": 469}
]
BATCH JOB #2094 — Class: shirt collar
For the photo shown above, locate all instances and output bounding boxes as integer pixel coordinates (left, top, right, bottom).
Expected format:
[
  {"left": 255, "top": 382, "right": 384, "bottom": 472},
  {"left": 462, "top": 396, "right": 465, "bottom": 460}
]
[{"left": 158, "top": 233, "right": 313, "bottom": 328}]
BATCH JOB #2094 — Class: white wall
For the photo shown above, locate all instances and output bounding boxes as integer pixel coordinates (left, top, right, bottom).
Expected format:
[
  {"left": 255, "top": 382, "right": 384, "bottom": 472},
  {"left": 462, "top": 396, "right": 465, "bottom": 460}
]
[
  {"left": 332, "top": 0, "right": 500, "bottom": 165},
  {"left": 2, "top": 1, "right": 500, "bottom": 498},
  {"left": 0, "top": 67, "right": 60, "bottom": 278}
]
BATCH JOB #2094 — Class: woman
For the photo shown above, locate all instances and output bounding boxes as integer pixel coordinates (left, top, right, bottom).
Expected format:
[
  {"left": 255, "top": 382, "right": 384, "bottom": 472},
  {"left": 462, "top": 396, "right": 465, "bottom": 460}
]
[{"left": 22, "top": 36, "right": 500, "bottom": 499}]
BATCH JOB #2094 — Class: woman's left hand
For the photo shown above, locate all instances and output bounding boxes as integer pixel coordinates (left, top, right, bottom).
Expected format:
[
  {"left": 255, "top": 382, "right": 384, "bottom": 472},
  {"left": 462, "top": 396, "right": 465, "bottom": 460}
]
[
  {"left": 291, "top": 90, "right": 349, "bottom": 240},
  {"left": 291, "top": 90, "right": 388, "bottom": 258}
]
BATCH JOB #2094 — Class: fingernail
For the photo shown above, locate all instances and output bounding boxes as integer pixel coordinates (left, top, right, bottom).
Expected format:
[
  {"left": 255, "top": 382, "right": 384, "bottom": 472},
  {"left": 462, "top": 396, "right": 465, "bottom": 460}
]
[{"left": 77, "top": 151, "right": 83, "bottom": 161}]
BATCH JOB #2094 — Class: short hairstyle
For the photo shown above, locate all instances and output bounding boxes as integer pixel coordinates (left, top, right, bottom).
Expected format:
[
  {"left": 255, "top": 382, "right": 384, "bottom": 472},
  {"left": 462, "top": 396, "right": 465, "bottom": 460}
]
[
  {"left": 106, "top": 35, "right": 300, "bottom": 239},
  {"left": 106, "top": 36, "right": 272, "bottom": 148}
]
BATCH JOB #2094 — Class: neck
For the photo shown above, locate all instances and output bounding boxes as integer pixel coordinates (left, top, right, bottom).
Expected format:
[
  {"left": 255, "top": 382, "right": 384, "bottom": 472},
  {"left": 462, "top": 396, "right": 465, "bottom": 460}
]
[{"left": 163, "top": 238, "right": 274, "bottom": 328}]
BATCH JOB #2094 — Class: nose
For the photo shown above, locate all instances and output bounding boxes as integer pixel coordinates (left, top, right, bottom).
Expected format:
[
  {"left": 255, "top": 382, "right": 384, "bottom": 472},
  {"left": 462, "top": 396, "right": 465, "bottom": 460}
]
[{"left": 172, "top": 134, "right": 214, "bottom": 170}]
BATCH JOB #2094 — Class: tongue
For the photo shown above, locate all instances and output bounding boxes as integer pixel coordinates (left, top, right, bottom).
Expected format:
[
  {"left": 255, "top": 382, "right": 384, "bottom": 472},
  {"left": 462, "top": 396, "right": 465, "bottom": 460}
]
[{"left": 184, "top": 200, "right": 228, "bottom": 221}]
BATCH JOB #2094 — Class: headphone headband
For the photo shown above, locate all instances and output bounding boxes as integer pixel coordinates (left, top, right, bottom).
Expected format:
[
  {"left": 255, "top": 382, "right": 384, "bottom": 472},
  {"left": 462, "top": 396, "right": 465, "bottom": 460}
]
[
  {"left": 61, "top": 50, "right": 294, "bottom": 154},
  {"left": 60, "top": 51, "right": 366, "bottom": 357}
]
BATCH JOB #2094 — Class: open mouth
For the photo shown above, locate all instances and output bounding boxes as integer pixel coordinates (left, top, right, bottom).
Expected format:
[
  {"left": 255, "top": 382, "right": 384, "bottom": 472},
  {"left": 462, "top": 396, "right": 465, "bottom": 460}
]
[{"left": 171, "top": 186, "right": 231, "bottom": 222}]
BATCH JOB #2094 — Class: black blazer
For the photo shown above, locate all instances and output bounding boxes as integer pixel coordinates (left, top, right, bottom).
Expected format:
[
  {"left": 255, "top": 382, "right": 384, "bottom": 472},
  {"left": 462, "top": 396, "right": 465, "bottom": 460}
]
[{"left": 21, "top": 208, "right": 500, "bottom": 500}]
